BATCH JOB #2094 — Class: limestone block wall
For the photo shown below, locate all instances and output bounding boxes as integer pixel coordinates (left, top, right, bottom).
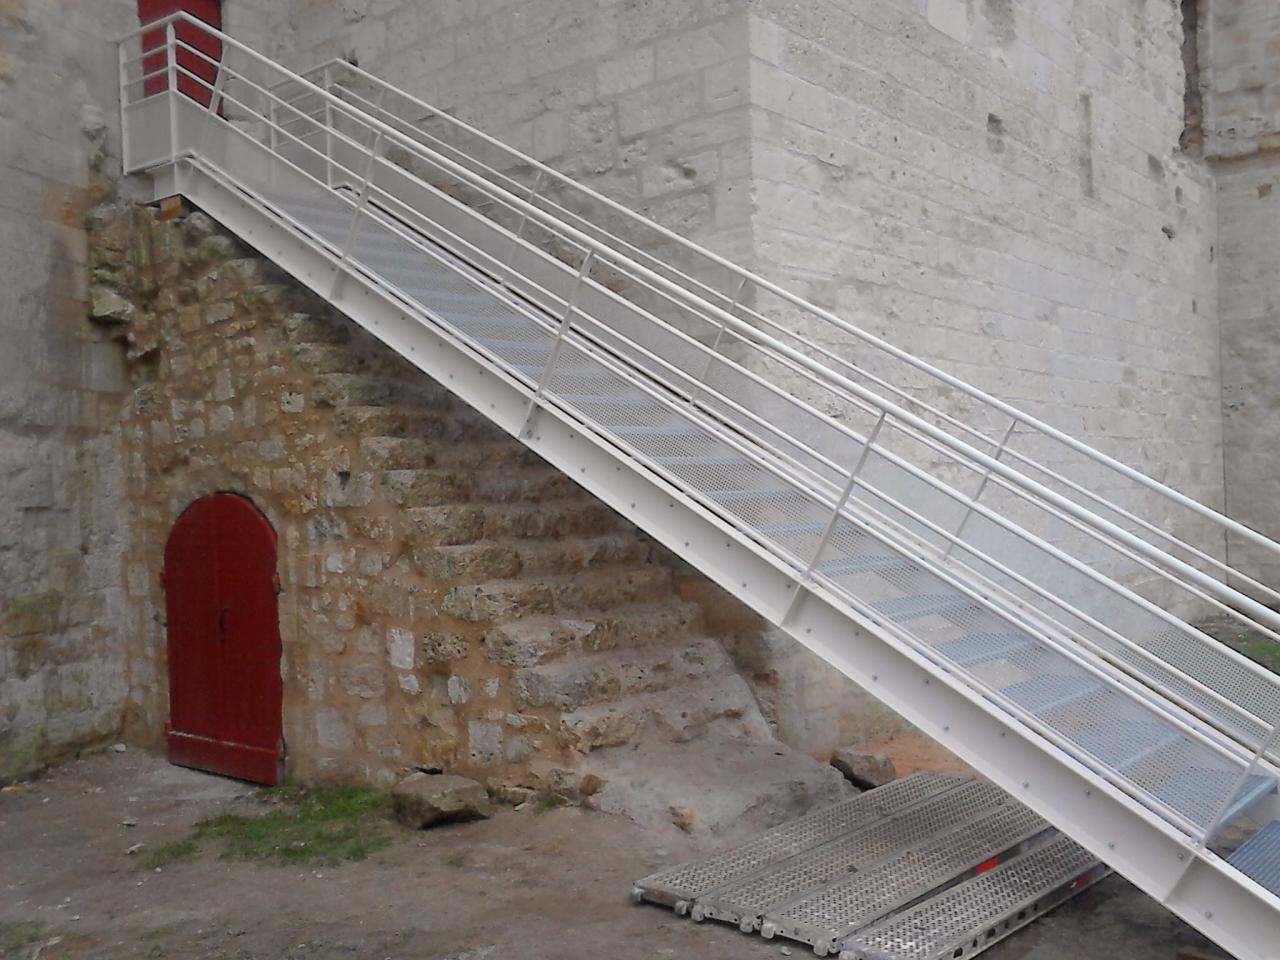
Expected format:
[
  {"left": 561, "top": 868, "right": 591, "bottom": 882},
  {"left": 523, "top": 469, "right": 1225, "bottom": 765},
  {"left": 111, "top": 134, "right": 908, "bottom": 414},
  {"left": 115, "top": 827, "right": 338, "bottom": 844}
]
[
  {"left": 1201, "top": 0, "right": 1280, "bottom": 159},
  {"left": 0, "top": 0, "right": 139, "bottom": 780},
  {"left": 744, "top": 0, "right": 1224, "bottom": 612},
  {"left": 95, "top": 204, "right": 574, "bottom": 787},
  {"left": 253, "top": 0, "right": 755, "bottom": 265},
  {"left": 93, "top": 201, "right": 863, "bottom": 789},
  {"left": 1204, "top": 0, "right": 1280, "bottom": 585},
  {"left": 204, "top": 0, "right": 1242, "bottom": 757}
]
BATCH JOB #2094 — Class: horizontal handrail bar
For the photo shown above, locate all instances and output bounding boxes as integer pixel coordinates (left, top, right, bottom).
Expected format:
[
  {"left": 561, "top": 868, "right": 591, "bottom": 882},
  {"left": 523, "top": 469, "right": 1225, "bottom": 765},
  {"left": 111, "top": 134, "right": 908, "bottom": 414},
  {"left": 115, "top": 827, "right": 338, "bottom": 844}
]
[{"left": 312, "top": 56, "right": 1280, "bottom": 566}]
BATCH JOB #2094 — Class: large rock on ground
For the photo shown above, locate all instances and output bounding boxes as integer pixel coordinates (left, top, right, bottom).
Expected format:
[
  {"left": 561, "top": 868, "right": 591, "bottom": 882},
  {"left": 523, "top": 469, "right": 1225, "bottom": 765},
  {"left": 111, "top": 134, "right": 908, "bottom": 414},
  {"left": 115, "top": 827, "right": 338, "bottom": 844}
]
[
  {"left": 391, "top": 773, "right": 492, "bottom": 828},
  {"left": 830, "top": 748, "right": 896, "bottom": 789}
]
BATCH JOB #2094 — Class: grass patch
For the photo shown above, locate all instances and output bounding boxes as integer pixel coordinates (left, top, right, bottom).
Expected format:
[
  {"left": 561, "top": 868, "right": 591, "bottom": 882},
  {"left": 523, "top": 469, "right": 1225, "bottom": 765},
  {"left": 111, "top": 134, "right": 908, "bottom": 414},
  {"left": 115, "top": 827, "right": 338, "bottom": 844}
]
[
  {"left": 534, "top": 793, "right": 567, "bottom": 815},
  {"left": 142, "top": 837, "right": 199, "bottom": 869},
  {"left": 0, "top": 921, "right": 46, "bottom": 954},
  {"left": 196, "top": 785, "right": 392, "bottom": 865},
  {"left": 138, "top": 785, "right": 394, "bottom": 869},
  {"left": 1199, "top": 619, "right": 1280, "bottom": 673}
]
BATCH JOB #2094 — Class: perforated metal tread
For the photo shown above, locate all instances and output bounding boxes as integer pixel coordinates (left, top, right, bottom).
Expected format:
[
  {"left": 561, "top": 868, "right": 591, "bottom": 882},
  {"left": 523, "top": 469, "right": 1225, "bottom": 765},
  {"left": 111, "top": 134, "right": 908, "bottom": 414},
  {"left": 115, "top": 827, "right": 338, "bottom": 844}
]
[
  {"left": 635, "top": 775, "right": 1106, "bottom": 960},
  {"left": 270, "top": 190, "right": 1279, "bottom": 839},
  {"left": 1228, "top": 820, "right": 1280, "bottom": 897},
  {"left": 693, "top": 779, "right": 1009, "bottom": 930},
  {"left": 760, "top": 797, "right": 1051, "bottom": 954},
  {"left": 839, "top": 834, "right": 1109, "bottom": 960},
  {"left": 632, "top": 772, "right": 968, "bottom": 909}
]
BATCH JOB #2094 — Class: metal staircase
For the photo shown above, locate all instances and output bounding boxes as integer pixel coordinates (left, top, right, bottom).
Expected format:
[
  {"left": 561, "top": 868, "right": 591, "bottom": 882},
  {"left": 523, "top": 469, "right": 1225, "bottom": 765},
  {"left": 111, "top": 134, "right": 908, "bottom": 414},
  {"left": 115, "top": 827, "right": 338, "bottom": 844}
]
[{"left": 120, "top": 14, "right": 1280, "bottom": 957}]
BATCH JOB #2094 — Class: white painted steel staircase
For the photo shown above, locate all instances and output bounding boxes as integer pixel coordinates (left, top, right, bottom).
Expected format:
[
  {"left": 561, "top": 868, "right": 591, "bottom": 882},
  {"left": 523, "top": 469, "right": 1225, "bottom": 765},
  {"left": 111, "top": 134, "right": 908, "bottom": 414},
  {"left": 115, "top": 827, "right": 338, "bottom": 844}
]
[{"left": 120, "top": 15, "right": 1280, "bottom": 957}]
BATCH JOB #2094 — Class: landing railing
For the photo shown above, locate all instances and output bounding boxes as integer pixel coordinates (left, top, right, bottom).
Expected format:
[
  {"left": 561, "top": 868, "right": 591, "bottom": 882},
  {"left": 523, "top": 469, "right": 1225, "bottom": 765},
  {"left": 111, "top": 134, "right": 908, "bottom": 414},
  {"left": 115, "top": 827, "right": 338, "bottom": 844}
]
[{"left": 118, "top": 12, "right": 1280, "bottom": 849}]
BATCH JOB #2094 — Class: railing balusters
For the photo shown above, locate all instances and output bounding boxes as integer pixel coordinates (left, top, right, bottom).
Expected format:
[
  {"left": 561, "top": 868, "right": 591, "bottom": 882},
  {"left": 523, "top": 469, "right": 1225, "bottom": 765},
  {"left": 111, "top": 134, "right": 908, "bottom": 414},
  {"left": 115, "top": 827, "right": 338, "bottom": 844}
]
[
  {"left": 1199, "top": 720, "right": 1280, "bottom": 849},
  {"left": 943, "top": 418, "right": 1017, "bottom": 561},
  {"left": 690, "top": 275, "right": 748, "bottom": 406},
  {"left": 522, "top": 251, "right": 595, "bottom": 438},
  {"left": 166, "top": 22, "right": 179, "bottom": 164},
  {"left": 500, "top": 169, "right": 544, "bottom": 292},
  {"left": 781, "top": 413, "right": 888, "bottom": 624},
  {"left": 329, "top": 128, "right": 384, "bottom": 300}
]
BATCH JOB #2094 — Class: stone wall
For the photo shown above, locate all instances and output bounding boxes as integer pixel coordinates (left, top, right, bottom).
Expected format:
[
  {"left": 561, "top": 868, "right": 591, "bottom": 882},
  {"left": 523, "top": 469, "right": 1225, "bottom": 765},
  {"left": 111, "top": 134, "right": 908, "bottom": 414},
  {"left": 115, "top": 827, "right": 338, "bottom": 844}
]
[
  {"left": 1204, "top": 0, "right": 1280, "bottom": 585},
  {"left": 93, "top": 201, "right": 884, "bottom": 788},
  {"left": 745, "top": 0, "right": 1224, "bottom": 608},
  {"left": 1201, "top": 0, "right": 1280, "bottom": 160},
  {"left": 0, "top": 0, "right": 139, "bottom": 780},
  {"left": 256, "top": 0, "right": 755, "bottom": 265},
  {"left": 185, "top": 0, "right": 1251, "bottom": 765}
]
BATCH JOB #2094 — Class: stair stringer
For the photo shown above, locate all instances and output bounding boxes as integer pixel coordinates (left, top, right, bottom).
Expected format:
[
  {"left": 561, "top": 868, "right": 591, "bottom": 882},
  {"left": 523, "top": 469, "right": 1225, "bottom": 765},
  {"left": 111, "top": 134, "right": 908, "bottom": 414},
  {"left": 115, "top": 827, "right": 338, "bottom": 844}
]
[{"left": 152, "top": 153, "right": 1280, "bottom": 960}]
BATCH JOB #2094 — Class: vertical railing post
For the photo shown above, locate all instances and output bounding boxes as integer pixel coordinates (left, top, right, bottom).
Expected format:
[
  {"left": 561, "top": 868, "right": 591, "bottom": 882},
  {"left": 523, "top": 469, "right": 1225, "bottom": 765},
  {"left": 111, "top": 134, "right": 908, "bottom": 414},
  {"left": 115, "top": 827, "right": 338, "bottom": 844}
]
[
  {"left": 1198, "top": 722, "right": 1280, "bottom": 849},
  {"left": 166, "top": 21, "right": 179, "bottom": 164},
  {"left": 329, "top": 129, "right": 384, "bottom": 300},
  {"left": 501, "top": 169, "right": 545, "bottom": 291},
  {"left": 521, "top": 250, "right": 596, "bottom": 437},
  {"left": 118, "top": 40, "right": 131, "bottom": 174},
  {"left": 690, "top": 275, "right": 748, "bottom": 405},
  {"left": 943, "top": 418, "right": 1017, "bottom": 560},
  {"left": 781, "top": 413, "right": 888, "bottom": 624},
  {"left": 196, "top": 56, "right": 228, "bottom": 161},
  {"left": 322, "top": 63, "right": 334, "bottom": 188},
  {"left": 267, "top": 83, "right": 279, "bottom": 189}
]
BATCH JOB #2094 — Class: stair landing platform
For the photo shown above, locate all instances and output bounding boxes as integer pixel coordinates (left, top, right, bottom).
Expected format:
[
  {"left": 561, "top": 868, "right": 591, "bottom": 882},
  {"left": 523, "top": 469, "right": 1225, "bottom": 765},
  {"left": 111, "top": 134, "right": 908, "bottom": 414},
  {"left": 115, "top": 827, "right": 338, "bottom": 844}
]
[{"left": 632, "top": 772, "right": 1109, "bottom": 959}]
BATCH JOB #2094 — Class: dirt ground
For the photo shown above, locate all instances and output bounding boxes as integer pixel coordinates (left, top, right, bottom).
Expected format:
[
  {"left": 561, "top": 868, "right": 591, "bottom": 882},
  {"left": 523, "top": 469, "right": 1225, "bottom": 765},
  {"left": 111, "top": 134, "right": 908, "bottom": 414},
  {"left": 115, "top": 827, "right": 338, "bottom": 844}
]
[{"left": 0, "top": 747, "right": 1229, "bottom": 960}]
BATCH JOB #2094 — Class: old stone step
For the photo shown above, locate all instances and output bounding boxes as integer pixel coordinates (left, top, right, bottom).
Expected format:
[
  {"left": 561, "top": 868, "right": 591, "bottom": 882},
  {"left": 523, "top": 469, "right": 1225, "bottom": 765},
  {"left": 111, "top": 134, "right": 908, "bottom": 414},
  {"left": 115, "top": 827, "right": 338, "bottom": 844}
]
[
  {"left": 440, "top": 565, "right": 673, "bottom": 623},
  {"left": 413, "top": 533, "right": 651, "bottom": 581},
  {"left": 292, "top": 342, "right": 409, "bottom": 376},
  {"left": 482, "top": 601, "right": 704, "bottom": 667},
  {"left": 559, "top": 673, "right": 770, "bottom": 753},
  {"left": 512, "top": 636, "right": 730, "bottom": 712},
  {"left": 433, "top": 439, "right": 548, "bottom": 471},
  {"left": 312, "top": 372, "right": 451, "bottom": 409},
  {"left": 405, "top": 499, "right": 624, "bottom": 546},
  {"left": 336, "top": 405, "right": 500, "bottom": 441},
  {"left": 383, "top": 465, "right": 579, "bottom": 506},
  {"left": 360, "top": 436, "right": 436, "bottom": 470},
  {"left": 283, "top": 311, "right": 352, "bottom": 344}
]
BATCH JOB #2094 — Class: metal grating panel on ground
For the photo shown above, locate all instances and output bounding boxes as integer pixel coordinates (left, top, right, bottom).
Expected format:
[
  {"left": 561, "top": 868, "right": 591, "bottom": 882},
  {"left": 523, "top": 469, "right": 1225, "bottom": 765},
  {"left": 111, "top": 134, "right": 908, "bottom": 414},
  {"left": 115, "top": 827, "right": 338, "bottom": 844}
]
[
  {"left": 633, "top": 772, "right": 966, "bottom": 908},
  {"left": 761, "top": 797, "right": 1050, "bottom": 954},
  {"left": 1227, "top": 820, "right": 1280, "bottom": 897},
  {"left": 695, "top": 779, "right": 1009, "bottom": 929},
  {"left": 840, "top": 834, "right": 1108, "bottom": 960}
]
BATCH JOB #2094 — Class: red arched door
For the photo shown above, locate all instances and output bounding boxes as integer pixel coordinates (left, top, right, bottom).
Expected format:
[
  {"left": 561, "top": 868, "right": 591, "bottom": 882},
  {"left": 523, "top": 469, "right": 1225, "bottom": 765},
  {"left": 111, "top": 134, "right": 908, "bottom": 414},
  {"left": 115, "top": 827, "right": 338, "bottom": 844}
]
[{"left": 163, "top": 494, "right": 283, "bottom": 784}]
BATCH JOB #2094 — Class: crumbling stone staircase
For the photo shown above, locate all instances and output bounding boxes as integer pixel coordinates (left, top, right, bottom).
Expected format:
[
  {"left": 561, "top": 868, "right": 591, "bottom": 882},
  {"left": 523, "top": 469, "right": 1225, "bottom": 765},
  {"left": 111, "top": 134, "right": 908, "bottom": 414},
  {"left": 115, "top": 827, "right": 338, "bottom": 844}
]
[
  {"left": 298, "top": 297, "right": 848, "bottom": 824},
  {"left": 100, "top": 203, "right": 846, "bottom": 830}
]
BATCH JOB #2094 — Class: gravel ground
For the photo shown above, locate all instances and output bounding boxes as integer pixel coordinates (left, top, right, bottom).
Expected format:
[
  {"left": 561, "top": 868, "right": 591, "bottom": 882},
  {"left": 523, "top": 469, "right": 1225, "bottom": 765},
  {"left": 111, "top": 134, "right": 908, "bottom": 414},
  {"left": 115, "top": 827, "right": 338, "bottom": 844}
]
[{"left": 0, "top": 748, "right": 1231, "bottom": 960}]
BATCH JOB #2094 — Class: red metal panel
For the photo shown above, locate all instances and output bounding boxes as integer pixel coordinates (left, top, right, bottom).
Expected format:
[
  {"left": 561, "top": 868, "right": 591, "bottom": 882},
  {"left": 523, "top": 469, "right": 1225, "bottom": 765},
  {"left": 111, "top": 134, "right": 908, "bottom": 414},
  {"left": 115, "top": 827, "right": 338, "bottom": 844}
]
[
  {"left": 163, "top": 493, "right": 283, "bottom": 785},
  {"left": 139, "top": 0, "right": 222, "bottom": 107}
]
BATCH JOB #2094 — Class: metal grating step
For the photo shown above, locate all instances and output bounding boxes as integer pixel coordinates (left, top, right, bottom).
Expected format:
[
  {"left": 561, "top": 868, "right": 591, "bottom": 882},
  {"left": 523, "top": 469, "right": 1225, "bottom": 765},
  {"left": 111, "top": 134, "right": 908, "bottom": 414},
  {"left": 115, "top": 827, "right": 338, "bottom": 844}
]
[
  {"left": 1071, "top": 719, "right": 1181, "bottom": 771},
  {"left": 1000, "top": 674, "right": 1102, "bottom": 716},
  {"left": 1227, "top": 820, "right": 1280, "bottom": 897},
  {"left": 1151, "top": 767, "right": 1276, "bottom": 830},
  {"left": 816, "top": 554, "right": 918, "bottom": 579},
  {"left": 693, "top": 779, "right": 1009, "bottom": 932},
  {"left": 840, "top": 834, "right": 1109, "bottom": 960},
  {"left": 634, "top": 775, "right": 1105, "bottom": 960},
  {"left": 760, "top": 798, "right": 1051, "bottom": 954},
  {"left": 873, "top": 593, "right": 978, "bottom": 624},
  {"left": 632, "top": 772, "right": 967, "bottom": 910},
  {"left": 933, "top": 631, "right": 1034, "bottom": 667}
]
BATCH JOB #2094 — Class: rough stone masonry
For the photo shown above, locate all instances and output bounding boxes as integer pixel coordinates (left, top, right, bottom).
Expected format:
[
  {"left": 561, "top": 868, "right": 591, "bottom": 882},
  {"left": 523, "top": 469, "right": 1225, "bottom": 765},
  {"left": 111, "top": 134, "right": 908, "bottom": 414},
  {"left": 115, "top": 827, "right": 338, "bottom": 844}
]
[
  {"left": 85, "top": 199, "right": 888, "bottom": 797},
  {"left": 2, "top": 0, "right": 1278, "bottom": 785}
]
